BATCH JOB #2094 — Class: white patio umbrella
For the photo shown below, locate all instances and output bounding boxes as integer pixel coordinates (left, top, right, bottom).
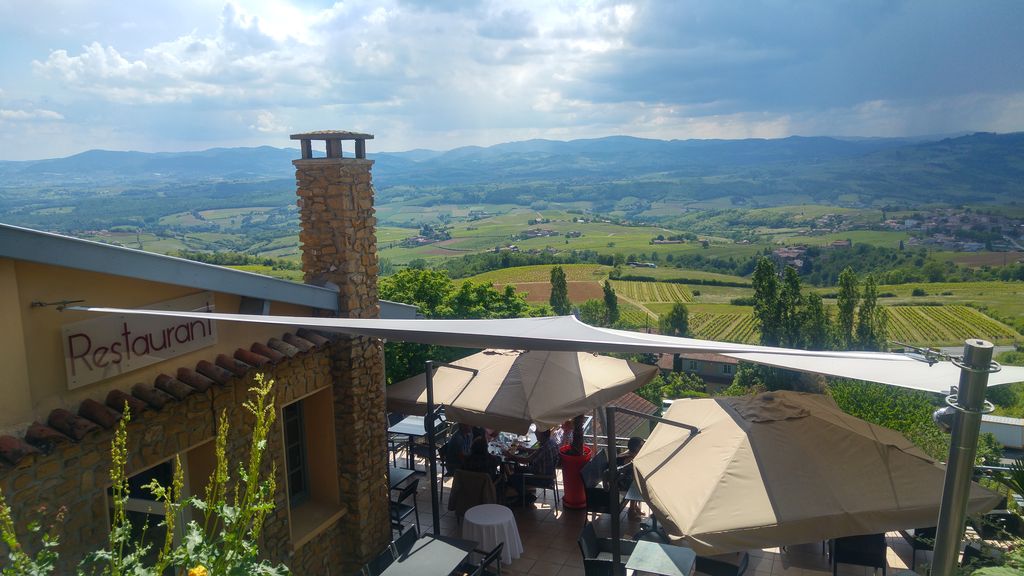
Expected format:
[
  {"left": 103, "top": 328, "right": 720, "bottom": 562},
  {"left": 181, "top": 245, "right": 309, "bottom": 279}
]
[
  {"left": 386, "top": 349, "right": 659, "bottom": 434},
  {"left": 631, "top": 390, "right": 1002, "bottom": 555}
]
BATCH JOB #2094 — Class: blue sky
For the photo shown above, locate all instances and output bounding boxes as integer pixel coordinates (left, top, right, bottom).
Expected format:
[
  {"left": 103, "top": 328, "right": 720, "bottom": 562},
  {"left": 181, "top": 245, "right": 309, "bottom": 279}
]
[{"left": 0, "top": 0, "right": 1022, "bottom": 160}]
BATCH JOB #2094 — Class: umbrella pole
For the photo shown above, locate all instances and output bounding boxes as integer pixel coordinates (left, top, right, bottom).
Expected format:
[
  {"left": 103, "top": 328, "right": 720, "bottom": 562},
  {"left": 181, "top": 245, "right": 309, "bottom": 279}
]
[
  {"left": 931, "top": 340, "right": 996, "bottom": 576},
  {"left": 605, "top": 405, "right": 622, "bottom": 574},
  {"left": 425, "top": 360, "right": 442, "bottom": 536}
]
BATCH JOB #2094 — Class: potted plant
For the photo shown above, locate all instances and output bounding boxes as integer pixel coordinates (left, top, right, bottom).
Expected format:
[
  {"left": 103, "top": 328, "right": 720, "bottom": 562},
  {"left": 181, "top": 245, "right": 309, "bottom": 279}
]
[{"left": 559, "top": 414, "right": 592, "bottom": 509}]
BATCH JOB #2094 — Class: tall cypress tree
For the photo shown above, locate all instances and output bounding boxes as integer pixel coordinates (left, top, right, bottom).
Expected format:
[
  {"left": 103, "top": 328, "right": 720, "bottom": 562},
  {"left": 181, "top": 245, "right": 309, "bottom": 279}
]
[
  {"left": 778, "top": 266, "right": 804, "bottom": 348},
  {"left": 801, "top": 292, "right": 832, "bottom": 350},
  {"left": 836, "top": 267, "right": 860, "bottom": 349},
  {"left": 550, "top": 266, "right": 571, "bottom": 315},
  {"left": 602, "top": 280, "right": 620, "bottom": 325},
  {"left": 855, "top": 274, "right": 887, "bottom": 351},
  {"left": 752, "top": 257, "right": 782, "bottom": 346}
]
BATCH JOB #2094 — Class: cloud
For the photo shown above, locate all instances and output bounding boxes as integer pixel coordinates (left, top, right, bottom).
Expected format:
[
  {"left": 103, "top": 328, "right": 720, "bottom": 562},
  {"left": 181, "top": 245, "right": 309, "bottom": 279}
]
[
  {"left": 250, "top": 110, "right": 287, "bottom": 133},
  {"left": 0, "top": 108, "right": 64, "bottom": 121},
  {"left": 2, "top": 0, "right": 1022, "bottom": 159}
]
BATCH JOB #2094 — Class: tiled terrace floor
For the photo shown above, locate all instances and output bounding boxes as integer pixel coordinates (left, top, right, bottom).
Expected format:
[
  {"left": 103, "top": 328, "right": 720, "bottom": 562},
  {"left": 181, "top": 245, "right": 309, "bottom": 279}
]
[{"left": 400, "top": 467, "right": 932, "bottom": 576}]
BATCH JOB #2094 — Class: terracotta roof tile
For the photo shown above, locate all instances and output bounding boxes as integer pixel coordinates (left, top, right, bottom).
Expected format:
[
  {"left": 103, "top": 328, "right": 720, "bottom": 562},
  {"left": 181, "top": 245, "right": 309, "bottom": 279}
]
[
  {"left": 251, "top": 342, "right": 286, "bottom": 363},
  {"left": 48, "top": 408, "right": 99, "bottom": 441},
  {"left": 78, "top": 398, "right": 121, "bottom": 429},
  {"left": 592, "top": 392, "right": 659, "bottom": 438},
  {"left": 106, "top": 389, "right": 149, "bottom": 415},
  {"left": 196, "top": 360, "right": 233, "bottom": 385},
  {"left": 216, "top": 354, "right": 251, "bottom": 377},
  {"left": 283, "top": 333, "right": 315, "bottom": 352},
  {"left": 25, "top": 422, "right": 71, "bottom": 452},
  {"left": 8, "top": 329, "right": 331, "bottom": 465},
  {"left": 131, "top": 384, "right": 174, "bottom": 410},
  {"left": 234, "top": 348, "right": 270, "bottom": 368},
  {"left": 267, "top": 337, "right": 300, "bottom": 357},
  {"left": 297, "top": 328, "right": 330, "bottom": 347},
  {"left": 176, "top": 368, "right": 214, "bottom": 392},
  {"left": 0, "top": 435, "right": 39, "bottom": 465},
  {"left": 155, "top": 374, "right": 194, "bottom": 400}
]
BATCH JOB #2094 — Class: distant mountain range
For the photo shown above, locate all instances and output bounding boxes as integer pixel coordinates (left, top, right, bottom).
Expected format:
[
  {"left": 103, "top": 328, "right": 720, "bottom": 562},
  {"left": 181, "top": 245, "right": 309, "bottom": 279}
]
[{"left": 2, "top": 132, "right": 1022, "bottom": 209}]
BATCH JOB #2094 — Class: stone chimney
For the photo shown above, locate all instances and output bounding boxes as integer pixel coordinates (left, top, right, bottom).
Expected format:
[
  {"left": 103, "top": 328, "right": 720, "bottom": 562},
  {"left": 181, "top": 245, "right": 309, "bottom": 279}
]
[
  {"left": 291, "top": 130, "right": 388, "bottom": 569},
  {"left": 292, "top": 130, "right": 379, "bottom": 318}
]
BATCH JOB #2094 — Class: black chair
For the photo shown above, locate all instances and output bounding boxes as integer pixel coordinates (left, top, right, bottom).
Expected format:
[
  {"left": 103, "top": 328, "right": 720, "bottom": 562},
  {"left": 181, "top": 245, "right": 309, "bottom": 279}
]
[
  {"left": 391, "top": 525, "right": 418, "bottom": 558},
  {"left": 830, "top": 533, "right": 886, "bottom": 576},
  {"left": 520, "top": 470, "right": 560, "bottom": 508},
  {"left": 898, "top": 527, "right": 935, "bottom": 570},
  {"left": 459, "top": 542, "right": 504, "bottom": 576},
  {"left": 366, "top": 546, "right": 396, "bottom": 576},
  {"left": 695, "top": 552, "right": 750, "bottom": 576},
  {"left": 580, "top": 449, "right": 612, "bottom": 517},
  {"left": 578, "top": 522, "right": 637, "bottom": 568},
  {"left": 390, "top": 478, "right": 420, "bottom": 536}
]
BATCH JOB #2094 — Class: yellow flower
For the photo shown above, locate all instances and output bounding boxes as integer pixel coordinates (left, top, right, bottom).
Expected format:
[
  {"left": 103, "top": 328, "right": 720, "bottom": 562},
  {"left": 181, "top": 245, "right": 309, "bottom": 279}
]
[{"left": 188, "top": 566, "right": 209, "bottom": 576}]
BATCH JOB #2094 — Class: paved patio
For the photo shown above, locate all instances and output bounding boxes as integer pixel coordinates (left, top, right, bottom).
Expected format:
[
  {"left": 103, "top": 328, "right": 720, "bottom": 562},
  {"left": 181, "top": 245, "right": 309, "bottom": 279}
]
[{"left": 399, "top": 468, "right": 929, "bottom": 576}]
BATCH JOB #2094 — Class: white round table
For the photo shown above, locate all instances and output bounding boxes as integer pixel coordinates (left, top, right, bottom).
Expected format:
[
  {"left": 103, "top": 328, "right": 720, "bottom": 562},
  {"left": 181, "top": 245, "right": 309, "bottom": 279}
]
[{"left": 461, "top": 503, "right": 523, "bottom": 565}]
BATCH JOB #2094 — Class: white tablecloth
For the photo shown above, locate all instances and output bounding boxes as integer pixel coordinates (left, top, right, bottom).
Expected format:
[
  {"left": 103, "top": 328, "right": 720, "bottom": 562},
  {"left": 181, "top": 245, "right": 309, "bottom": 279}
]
[{"left": 461, "top": 504, "right": 523, "bottom": 565}]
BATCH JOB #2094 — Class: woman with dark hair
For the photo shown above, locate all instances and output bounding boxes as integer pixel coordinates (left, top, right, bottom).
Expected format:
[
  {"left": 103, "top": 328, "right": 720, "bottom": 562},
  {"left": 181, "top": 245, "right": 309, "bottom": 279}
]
[{"left": 463, "top": 436, "right": 502, "bottom": 481}]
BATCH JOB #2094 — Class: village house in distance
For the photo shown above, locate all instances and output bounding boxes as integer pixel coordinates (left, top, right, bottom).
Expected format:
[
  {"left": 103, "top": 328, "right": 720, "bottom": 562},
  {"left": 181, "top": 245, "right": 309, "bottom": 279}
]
[{"left": 0, "top": 131, "right": 409, "bottom": 573}]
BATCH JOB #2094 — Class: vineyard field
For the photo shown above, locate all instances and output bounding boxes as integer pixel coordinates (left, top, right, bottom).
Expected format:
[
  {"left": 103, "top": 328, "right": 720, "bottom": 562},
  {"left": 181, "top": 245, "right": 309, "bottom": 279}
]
[
  {"left": 462, "top": 264, "right": 610, "bottom": 284},
  {"left": 611, "top": 280, "right": 693, "bottom": 303},
  {"left": 885, "top": 305, "right": 1020, "bottom": 345},
  {"left": 688, "top": 311, "right": 759, "bottom": 344}
]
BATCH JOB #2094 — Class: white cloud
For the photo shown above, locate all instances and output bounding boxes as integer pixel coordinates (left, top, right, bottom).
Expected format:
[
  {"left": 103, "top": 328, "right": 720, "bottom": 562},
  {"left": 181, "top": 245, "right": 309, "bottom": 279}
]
[
  {"left": 250, "top": 110, "right": 286, "bottom": 133},
  {"left": 1, "top": 0, "right": 1022, "bottom": 159},
  {"left": 0, "top": 108, "right": 64, "bottom": 121}
]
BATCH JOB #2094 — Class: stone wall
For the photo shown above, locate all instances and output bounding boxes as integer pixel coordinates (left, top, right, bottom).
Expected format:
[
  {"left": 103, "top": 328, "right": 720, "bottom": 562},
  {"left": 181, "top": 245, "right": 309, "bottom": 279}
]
[
  {"left": 0, "top": 346, "right": 359, "bottom": 573},
  {"left": 294, "top": 155, "right": 389, "bottom": 574}
]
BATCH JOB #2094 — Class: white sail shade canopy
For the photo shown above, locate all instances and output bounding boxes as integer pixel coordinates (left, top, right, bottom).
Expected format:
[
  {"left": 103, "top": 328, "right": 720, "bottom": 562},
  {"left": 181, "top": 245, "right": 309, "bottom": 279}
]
[{"left": 66, "top": 307, "right": 1024, "bottom": 394}]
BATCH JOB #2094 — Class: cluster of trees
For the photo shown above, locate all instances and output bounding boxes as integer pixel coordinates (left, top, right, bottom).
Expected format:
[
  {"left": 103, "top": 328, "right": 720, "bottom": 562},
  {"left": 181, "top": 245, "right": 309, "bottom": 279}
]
[
  {"left": 379, "top": 269, "right": 544, "bottom": 383},
  {"left": 752, "top": 258, "right": 887, "bottom": 351},
  {"left": 636, "top": 371, "right": 707, "bottom": 405},
  {"left": 550, "top": 266, "right": 622, "bottom": 327},
  {"left": 176, "top": 250, "right": 301, "bottom": 269}
]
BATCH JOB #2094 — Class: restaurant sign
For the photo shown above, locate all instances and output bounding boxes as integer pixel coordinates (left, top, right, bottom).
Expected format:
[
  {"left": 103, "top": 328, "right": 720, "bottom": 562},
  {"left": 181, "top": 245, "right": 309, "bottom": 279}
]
[{"left": 62, "top": 292, "right": 218, "bottom": 390}]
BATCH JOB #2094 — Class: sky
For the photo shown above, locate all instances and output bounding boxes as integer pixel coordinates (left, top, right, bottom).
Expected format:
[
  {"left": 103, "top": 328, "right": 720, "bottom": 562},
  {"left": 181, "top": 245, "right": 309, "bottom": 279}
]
[{"left": 0, "top": 0, "right": 1022, "bottom": 160}]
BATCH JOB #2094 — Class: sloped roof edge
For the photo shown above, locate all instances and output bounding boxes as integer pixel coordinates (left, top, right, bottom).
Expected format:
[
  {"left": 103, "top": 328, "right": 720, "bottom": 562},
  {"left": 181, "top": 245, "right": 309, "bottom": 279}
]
[{"left": 0, "top": 223, "right": 417, "bottom": 318}]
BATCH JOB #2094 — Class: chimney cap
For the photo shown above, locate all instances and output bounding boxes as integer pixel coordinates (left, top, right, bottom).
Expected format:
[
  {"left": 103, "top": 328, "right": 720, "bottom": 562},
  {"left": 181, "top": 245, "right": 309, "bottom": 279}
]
[{"left": 290, "top": 130, "right": 374, "bottom": 141}]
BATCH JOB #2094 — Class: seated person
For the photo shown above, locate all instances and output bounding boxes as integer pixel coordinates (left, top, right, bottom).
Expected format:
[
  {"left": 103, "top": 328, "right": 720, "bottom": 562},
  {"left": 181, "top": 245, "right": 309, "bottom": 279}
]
[
  {"left": 617, "top": 437, "right": 645, "bottom": 519},
  {"left": 552, "top": 419, "right": 574, "bottom": 448},
  {"left": 506, "top": 428, "right": 560, "bottom": 504},
  {"left": 446, "top": 423, "right": 474, "bottom": 470},
  {"left": 462, "top": 436, "right": 502, "bottom": 481}
]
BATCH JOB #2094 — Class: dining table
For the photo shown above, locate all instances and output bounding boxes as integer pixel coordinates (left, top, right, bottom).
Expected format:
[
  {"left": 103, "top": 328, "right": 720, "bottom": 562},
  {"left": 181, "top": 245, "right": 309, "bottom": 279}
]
[
  {"left": 379, "top": 534, "right": 478, "bottom": 576},
  {"left": 624, "top": 540, "right": 696, "bottom": 576},
  {"left": 388, "top": 415, "right": 431, "bottom": 469}
]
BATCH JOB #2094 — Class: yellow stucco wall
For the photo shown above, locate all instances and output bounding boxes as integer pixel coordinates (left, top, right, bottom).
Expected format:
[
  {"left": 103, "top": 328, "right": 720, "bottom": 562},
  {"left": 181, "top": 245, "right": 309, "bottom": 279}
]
[{"left": 0, "top": 258, "right": 322, "bottom": 434}]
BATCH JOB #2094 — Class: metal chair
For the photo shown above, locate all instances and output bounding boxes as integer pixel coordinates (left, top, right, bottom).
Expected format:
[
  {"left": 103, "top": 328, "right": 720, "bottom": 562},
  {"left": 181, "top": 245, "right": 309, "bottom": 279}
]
[
  {"left": 830, "top": 533, "right": 886, "bottom": 576},
  {"left": 459, "top": 542, "right": 504, "bottom": 576},
  {"left": 521, "top": 471, "right": 560, "bottom": 508},
  {"left": 577, "top": 521, "right": 636, "bottom": 565},
  {"left": 391, "top": 525, "right": 418, "bottom": 558},
  {"left": 390, "top": 478, "right": 420, "bottom": 536},
  {"left": 366, "top": 546, "right": 396, "bottom": 576}
]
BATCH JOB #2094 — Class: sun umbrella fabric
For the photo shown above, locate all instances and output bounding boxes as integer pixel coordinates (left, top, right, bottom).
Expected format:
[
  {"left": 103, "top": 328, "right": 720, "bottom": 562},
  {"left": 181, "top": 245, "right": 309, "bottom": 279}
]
[
  {"left": 631, "top": 391, "right": 1001, "bottom": 555},
  {"left": 386, "top": 349, "right": 658, "bottom": 435}
]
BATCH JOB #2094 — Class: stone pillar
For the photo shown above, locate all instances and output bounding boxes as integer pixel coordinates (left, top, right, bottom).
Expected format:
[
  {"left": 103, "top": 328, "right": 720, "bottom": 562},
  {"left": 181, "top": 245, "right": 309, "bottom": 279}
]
[{"left": 292, "top": 131, "right": 389, "bottom": 572}]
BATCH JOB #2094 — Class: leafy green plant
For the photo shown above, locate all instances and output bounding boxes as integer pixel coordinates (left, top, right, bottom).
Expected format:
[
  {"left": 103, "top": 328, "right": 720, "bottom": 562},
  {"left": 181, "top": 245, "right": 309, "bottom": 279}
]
[
  {"left": 2, "top": 374, "right": 288, "bottom": 576},
  {"left": 0, "top": 491, "right": 61, "bottom": 575}
]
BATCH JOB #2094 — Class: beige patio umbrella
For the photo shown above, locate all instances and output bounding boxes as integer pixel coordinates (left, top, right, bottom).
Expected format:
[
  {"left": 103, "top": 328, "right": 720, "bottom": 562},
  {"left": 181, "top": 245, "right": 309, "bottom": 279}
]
[
  {"left": 386, "top": 349, "right": 658, "bottom": 434},
  {"left": 631, "top": 391, "right": 1002, "bottom": 555}
]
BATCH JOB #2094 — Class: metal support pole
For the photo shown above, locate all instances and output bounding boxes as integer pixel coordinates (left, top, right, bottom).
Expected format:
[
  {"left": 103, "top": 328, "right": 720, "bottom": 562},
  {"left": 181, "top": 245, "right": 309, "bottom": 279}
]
[
  {"left": 606, "top": 405, "right": 622, "bottom": 575},
  {"left": 425, "top": 360, "right": 441, "bottom": 536},
  {"left": 930, "top": 339, "right": 995, "bottom": 576}
]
